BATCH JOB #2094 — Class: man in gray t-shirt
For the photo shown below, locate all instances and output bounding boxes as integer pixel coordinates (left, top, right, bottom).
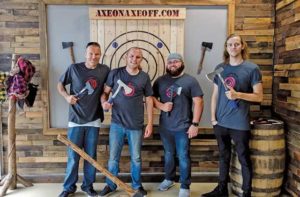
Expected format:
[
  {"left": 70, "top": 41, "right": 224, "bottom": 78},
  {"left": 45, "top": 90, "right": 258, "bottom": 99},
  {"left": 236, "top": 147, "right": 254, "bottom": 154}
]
[
  {"left": 202, "top": 34, "right": 263, "bottom": 197},
  {"left": 57, "top": 42, "right": 109, "bottom": 197},
  {"left": 99, "top": 47, "right": 153, "bottom": 196},
  {"left": 153, "top": 53, "right": 204, "bottom": 197}
]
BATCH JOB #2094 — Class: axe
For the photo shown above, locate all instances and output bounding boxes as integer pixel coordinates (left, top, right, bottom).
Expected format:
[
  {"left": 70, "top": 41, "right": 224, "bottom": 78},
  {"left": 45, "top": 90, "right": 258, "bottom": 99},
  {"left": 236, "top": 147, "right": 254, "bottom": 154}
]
[
  {"left": 104, "top": 79, "right": 133, "bottom": 112},
  {"left": 62, "top": 42, "right": 75, "bottom": 64},
  {"left": 167, "top": 85, "right": 182, "bottom": 116},
  {"left": 206, "top": 67, "right": 238, "bottom": 109},
  {"left": 57, "top": 135, "right": 145, "bottom": 197},
  {"left": 75, "top": 81, "right": 94, "bottom": 98},
  {"left": 197, "top": 42, "right": 213, "bottom": 75}
]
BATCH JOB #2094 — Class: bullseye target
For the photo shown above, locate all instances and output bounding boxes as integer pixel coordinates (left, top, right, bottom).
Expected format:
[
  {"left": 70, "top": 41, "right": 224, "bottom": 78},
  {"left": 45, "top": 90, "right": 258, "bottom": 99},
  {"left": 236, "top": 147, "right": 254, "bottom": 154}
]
[{"left": 101, "top": 31, "right": 170, "bottom": 82}]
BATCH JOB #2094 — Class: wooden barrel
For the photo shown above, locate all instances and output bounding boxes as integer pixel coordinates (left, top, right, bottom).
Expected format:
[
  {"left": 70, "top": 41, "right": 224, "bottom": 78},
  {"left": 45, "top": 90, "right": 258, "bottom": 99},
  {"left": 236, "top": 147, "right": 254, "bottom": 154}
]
[{"left": 230, "top": 119, "right": 285, "bottom": 197}]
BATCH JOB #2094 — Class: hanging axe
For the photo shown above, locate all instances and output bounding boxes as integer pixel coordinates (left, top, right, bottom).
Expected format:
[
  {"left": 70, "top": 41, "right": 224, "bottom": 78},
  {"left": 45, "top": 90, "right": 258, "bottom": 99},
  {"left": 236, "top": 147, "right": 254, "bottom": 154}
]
[
  {"left": 62, "top": 42, "right": 75, "bottom": 64},
  {"left": 57, "top": 135, "right": 146, "bottom": 197},
  {"left": 197, "top": 42, "right": 213, "bottom": 75}
]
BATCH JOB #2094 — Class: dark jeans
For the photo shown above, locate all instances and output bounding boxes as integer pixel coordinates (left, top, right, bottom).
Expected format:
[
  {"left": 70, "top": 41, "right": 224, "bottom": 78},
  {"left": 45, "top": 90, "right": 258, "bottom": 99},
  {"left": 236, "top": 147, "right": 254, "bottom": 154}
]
[
  {"left": 63, "top": 126, "right": 99, "bottom": 193},
  {"left": 214, "top": 125, "right": 252, "bottom": 192},
  {"left": 159, "top": 127, "right": 191, "bottom": 189}
]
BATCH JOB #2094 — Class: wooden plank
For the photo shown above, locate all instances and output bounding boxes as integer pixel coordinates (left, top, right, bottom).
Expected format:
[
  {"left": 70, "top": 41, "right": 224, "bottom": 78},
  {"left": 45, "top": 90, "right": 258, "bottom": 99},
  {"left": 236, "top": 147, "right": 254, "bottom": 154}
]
[
  {"left": 176, "top": 20, "right": 184, "bottom": 55},
  {"left": 289, "top": 77, "right": 300, "bottom": 84},
  {"left": 90, "top": 19, "right": 97, "bottom": 42},
  {"left": 286, "top": 35, "right": 300, "bottom": 51},
  {"left": 275, "top": 63, "right": 300, "bottom": 70},
  {"left": 158, "top": 19, "right": 170, "bottom": 80},
  {"left": 104, "top": 19, "right": 116, "bottom": 68},
  {"left": 97, "top": 19, "right": 104, "bottom": 63},
  {"left": 280, "top": 83, "right": 300, "bottom": 91},
  {"left": 291, "top": 91, "right": 300, "bottom": 98},
  {"left": 148, "top": 19, "right": 159, "bottom": 80},
  {"left": 114, "top": 20, "right": 127, "bottom": 68},
  {"left": 287, "top": 97, "right": 300, "bottom": 106},
  {"left": 170, "top": 20, "right": 177, "bottom": 52},
  {"left": 276, "top": 0, "right": 296, "bottom": 10},
  {"left": 235, "top": 29, "right": 274, "bottom": 36}
]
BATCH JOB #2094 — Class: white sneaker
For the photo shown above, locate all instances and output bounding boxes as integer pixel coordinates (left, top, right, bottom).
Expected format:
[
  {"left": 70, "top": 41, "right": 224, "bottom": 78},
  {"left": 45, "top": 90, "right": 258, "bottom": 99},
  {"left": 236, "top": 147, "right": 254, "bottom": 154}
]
[
  {"left": 178, "top": 188, "right": 190, "bottom": 197},
  {"left": 158, "top": 179, "right": 175, "bottom": 191}
]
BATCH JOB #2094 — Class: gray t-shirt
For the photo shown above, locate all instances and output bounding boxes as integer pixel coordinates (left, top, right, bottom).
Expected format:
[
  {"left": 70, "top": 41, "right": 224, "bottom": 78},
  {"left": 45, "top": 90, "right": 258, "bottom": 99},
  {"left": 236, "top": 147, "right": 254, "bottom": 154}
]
[
  {"left": 214, "top": 60, "right": 262, "bottom": 130},
  {"left": 59, "top": 62, "right": 110, "bottom": 124},
  {"left": 106, "top": 66, "right": 153, "bottom": 130},
  {"left": 153, "top": 73, "right": 203, "bottom": 131}
]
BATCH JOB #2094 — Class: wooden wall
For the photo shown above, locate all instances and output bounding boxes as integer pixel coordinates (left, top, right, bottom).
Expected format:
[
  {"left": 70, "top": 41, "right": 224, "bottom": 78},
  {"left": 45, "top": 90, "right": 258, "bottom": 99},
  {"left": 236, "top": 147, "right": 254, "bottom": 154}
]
[
  {"left": 273, "top": 0, "right": 300, "bottom": 196},
  {"left": 0, "top": 0, "right": 275, "bottom": 184}
]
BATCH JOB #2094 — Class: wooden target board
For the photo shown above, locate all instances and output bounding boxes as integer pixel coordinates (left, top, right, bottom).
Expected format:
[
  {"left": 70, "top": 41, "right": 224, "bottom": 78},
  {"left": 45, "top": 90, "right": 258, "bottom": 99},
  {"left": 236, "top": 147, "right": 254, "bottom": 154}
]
[{"left": 89, "top": 7, "right": 185, "bottom": 83}]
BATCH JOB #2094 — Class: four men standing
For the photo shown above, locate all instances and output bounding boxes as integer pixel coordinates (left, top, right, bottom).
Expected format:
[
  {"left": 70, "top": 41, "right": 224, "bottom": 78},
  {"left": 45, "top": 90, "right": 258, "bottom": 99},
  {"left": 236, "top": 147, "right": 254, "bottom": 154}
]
[{"left": 58, "top": 33, "right": 262, "bottom": 197}]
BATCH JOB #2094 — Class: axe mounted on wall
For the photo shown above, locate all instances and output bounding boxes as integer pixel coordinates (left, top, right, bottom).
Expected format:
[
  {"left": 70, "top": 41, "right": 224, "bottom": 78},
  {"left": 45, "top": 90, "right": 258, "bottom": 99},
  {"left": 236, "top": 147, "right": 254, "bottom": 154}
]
[
  {"left": 197, "top": 42, "right": 213, "bottom": 75},
  {"left": 62, "top": 42, "right": 75, "bottom": 64}
]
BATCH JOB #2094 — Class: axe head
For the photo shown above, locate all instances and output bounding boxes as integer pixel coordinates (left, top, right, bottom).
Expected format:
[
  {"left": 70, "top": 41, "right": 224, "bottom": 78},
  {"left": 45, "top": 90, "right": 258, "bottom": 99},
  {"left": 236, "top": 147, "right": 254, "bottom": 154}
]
[
  {"left": 117, "top": 79, "right": 133, "bottom": 95},
  {"left": 85, "top": 81, "right": 94, "bottom": 95},
  {"left": 206, "top": 67, "right": 224, "bottom": 82},
  {"left": 62, "top": 42, "right": 74, "bottom": 49},
  {"left": 202, "top": 42, "right": 213, "bottom": 49},
  {"left": 175, "top": 87, "right": 182, "bottom": 95}
]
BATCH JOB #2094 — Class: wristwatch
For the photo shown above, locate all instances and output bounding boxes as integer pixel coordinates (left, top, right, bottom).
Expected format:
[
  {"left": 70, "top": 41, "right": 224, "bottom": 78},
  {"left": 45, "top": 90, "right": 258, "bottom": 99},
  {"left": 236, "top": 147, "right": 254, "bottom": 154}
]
[{"left": 192, "top": 122, "right": 199, "bottom": 127}]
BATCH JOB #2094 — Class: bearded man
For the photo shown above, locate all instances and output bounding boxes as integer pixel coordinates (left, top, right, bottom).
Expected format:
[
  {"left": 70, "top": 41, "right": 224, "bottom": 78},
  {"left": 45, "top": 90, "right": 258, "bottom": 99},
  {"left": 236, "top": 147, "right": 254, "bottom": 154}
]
[{"left": 152, "top": 53, "right": 204, "bottom": 197}]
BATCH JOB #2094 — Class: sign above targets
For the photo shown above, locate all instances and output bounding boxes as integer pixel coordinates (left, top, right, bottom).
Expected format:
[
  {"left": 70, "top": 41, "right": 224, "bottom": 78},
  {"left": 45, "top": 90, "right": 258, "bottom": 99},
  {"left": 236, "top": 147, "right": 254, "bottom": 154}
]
[
  {"left": 89, "top": 8, "right": 186, "bottom": 20},
  {"left": 89, "top": 7, "right": 185, "bottom": 82}
]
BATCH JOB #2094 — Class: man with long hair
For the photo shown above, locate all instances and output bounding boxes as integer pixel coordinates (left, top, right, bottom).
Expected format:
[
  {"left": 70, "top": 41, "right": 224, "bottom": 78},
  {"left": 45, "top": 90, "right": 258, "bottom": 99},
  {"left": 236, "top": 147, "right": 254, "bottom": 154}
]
[{"left": 201, "top": 34, "right": 263, "bottom": 197}]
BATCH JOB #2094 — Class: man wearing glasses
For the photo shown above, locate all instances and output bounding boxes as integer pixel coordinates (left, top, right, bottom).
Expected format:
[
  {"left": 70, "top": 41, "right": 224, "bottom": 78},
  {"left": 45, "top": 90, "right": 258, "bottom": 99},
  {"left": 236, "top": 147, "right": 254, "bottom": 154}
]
[{"left": 153, "top": 53, "right": 204, "bottom": 197}]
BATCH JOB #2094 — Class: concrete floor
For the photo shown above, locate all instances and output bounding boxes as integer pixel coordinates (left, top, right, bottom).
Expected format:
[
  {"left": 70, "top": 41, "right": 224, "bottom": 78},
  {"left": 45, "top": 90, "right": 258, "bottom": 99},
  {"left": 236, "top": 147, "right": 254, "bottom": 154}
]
[{"left": 5, "top": 182, "right": 222, "bottom": 197}]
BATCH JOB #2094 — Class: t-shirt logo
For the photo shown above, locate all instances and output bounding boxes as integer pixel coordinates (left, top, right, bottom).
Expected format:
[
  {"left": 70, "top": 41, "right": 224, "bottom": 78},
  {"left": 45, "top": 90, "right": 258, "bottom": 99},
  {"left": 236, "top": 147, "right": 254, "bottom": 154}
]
[
  {"left": 87, "top": 78, "right": 98, "bottom": 89},
  {"left": 166, "top": 85, "right": 179, "bottom": 99},
  {"left": 224, "top": 75, "right": 236, "bottom": 88},
  {"left": 123, "top": 82, "right": 135, "bottom": 97}
]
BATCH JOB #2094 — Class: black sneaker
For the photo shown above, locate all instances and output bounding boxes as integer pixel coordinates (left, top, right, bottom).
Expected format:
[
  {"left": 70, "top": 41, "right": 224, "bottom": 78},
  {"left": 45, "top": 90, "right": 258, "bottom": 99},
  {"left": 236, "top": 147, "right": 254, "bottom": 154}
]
[
  {"left": 58, "top": 190, "right": 74, "bottom": 197},
  {"left": 137, "top": 186, "right": 147, "bottom": 196},
  {"left": 83, "top": 187, "right": 98, "bottom": 197},
  {"left": 201, "top": 184, "right": 228, "bottom": 197},
  {"left": 99, "top": 185, "right": 115, "bottom": 196}
]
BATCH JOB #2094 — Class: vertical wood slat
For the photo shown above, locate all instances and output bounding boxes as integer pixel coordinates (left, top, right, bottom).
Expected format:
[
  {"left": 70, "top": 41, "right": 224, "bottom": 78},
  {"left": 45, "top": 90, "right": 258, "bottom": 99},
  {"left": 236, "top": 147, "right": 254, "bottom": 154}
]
[
  {"left": 97, "top": 20, "right": 105, "bottom": 63},
  {"left": 115, "top": 20, "right": 127, "bottom": 68}
]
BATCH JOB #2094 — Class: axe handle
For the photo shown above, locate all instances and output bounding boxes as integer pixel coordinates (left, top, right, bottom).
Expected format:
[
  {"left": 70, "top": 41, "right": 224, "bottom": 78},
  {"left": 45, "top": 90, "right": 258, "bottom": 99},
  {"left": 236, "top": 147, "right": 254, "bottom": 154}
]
[
  {"left": 197, "top": 48, "right": 207, "bottom": 74},
  {"left": 69, "top": 47, "right": 75, "bottom": 64},
  {"left": 57, "top": 135, "right": 136, "bottom": 196}
]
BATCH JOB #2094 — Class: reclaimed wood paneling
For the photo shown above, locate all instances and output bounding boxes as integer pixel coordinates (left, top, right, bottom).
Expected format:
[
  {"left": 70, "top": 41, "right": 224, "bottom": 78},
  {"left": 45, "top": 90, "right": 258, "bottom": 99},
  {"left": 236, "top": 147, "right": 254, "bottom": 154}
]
[{"left": 274, "top": 0, "right": 300, "bottom": 196}]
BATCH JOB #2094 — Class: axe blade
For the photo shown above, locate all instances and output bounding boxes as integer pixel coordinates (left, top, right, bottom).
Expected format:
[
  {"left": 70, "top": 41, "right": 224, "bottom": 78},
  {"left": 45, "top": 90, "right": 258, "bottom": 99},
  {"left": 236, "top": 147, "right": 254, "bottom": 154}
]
[
  {"left": 202, "top": 42, "right": 213, "bottom": 49},
  {"left": 62, "top": 42, "right": 74, "bottom": 49},
  {"left": 206, "top": 67, "right": 224, "bottom": 82}
]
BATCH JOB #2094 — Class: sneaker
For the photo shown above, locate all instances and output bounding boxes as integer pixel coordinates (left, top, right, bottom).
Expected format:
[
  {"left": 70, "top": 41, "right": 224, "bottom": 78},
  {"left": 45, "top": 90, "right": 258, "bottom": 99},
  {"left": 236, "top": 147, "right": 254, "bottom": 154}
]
[
  {"left": 137, "top": 186, "right": 147, "bottom": 196},
  {"left": 58, "top": 190, "right": 74, "bottom": 197},
  {"left": 83, "top": 187, "right": 98, "bottom": 197},
  {"left": 158, "top": 179, "right": 175, "bottom": 191},
  {"left": 201, "top": 184, "right": 228, "bottom": 197},
  {"left": 99, "top": 185, "right": 115, "bottom": 196},
  {"left": 178, "top": 188, "right": 190, "bottom": 197}
]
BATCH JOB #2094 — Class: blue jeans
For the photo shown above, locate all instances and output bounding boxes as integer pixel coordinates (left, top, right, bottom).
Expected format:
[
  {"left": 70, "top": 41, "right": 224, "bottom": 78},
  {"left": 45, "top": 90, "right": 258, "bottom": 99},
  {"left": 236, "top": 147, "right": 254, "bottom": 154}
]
[
  {"left": 63, "top": 126, "right": 99, "bottom": 192},
  {"left": 159, "top": 127, "right": 191, "bottom": 189},
  {"left": 106, "top": 123, "right": 143, "bottom": 190}
]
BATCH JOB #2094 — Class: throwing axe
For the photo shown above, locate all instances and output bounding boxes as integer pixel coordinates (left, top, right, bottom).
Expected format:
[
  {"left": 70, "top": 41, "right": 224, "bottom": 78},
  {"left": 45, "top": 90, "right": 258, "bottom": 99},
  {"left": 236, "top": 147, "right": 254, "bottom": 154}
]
[
  {"left": 197, "top": 42, "right": 213, "bottom": 74},
  {"left": 62, "top": 42, "right": 75, "bottom": 64}
]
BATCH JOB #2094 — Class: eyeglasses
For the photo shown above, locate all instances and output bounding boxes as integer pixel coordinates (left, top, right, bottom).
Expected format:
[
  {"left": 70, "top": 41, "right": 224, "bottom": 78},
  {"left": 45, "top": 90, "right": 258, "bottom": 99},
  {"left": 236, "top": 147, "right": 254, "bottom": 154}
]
[
  {"left": 167, "top": 60, "right": 181, "bottom": 64},
  {"left": 226, "top": 43, "right": 241, "bottom": 48}
]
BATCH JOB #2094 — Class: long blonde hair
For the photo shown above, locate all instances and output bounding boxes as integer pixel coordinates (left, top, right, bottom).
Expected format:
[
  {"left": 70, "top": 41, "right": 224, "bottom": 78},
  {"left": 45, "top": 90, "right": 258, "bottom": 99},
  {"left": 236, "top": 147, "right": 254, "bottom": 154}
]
[{"left": 223, "top": 34, "right": 248, "bottom": 64}]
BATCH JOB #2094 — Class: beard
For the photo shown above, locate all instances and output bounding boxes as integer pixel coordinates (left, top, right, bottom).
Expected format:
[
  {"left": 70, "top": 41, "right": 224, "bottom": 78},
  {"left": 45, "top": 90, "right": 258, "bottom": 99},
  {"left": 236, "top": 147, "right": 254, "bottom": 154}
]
[{"left": 166, "top": 64, "right": 185, "bottom": 77}]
